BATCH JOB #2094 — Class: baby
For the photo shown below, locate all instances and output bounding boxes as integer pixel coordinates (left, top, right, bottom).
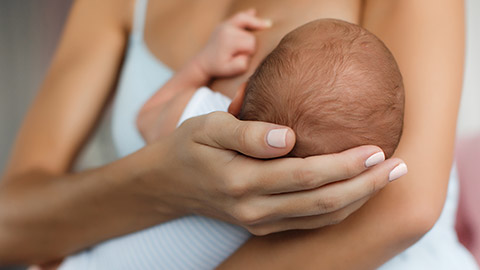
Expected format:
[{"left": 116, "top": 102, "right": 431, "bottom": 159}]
[
  {"left": 237, "top": 18, "right": 404, "bottom": 158},
  {"left": 59, "top": 12, "right": 404, "bottom": 270}
]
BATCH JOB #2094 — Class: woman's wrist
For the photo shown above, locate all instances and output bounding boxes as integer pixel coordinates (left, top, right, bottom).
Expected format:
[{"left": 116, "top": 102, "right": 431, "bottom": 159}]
[{"left": 121, "top": 141, "right": 188, "bottom": 221}]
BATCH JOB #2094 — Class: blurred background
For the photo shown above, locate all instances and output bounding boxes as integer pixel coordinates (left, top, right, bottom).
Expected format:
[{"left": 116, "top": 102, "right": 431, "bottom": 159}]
[
  {"left": 0, "top": 0, "right": 73, "bottom": 174},
  {"left": 0, "top": 0, "right": 478, "bottom": 269}
]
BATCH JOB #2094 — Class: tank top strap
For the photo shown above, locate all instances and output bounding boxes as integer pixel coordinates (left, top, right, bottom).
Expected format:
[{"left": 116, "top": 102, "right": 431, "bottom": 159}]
[{"left": 131, "top": 0, "right": 149, "bottom": 40}]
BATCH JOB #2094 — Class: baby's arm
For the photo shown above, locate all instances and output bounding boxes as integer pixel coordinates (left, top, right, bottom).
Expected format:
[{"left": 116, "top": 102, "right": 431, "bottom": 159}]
[{"left": 137, "top": 10, "right": 271, "bottom": 144}]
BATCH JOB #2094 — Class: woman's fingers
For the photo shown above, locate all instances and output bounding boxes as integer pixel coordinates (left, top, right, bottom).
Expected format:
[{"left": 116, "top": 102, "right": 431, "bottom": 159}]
[
  {"left": 188, "top": 112, "right": 295, "bottom": 159},
  {"left": 222, "top": 157, "right": 406, "bottom": 227},
  {"left": 247, "top": 197, "right": 369, "bottom": 235},
  {"left": 255, "top": 158, "right": 406, "bottom": 220},
  {"left": 231, "top": 145, "right": 386, "bottom": 194}
]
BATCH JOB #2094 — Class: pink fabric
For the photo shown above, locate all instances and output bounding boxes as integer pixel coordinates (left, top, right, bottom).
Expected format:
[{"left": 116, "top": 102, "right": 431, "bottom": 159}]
[{"left": 455, "top": 134, "right": 480, "bottom": 265}]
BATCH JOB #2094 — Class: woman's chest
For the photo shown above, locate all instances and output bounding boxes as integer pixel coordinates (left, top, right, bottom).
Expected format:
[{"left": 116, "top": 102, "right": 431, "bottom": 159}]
[{"left": 142, "top": 0, "right": 362, "bottom": 71}]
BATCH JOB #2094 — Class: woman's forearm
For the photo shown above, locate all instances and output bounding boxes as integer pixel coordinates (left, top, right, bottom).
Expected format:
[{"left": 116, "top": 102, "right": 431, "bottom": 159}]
[
  {"left": 219, "top": 0, "right": 465, "bottom": 268},
  {"left": 0, "top": 143, "right": 177, "bottom": 264}
]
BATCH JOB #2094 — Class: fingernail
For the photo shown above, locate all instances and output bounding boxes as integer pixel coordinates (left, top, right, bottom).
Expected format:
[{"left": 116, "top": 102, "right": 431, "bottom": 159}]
[
  {"left": 388, "top": 163, "right": 408, "bottom": 182},
  {"left": 365, "top": 151, "right": 385, "bottom": 168},
  {"left": 267, "top": 129, "right": 288, "bottom": 148},
  {"left": 264, "top": 19, "right": 273, "bottom": 27}
]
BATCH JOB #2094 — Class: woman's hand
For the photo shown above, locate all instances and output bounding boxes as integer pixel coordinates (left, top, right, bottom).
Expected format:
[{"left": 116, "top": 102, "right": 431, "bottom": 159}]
[{"left": 145, "top": 112, "right": 406, "bottom": 235}]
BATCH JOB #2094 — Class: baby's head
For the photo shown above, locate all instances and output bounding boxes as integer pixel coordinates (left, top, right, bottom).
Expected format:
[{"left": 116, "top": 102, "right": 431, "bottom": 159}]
[{"left": 236, "top": 19, "right": 404, "bottom": 158}]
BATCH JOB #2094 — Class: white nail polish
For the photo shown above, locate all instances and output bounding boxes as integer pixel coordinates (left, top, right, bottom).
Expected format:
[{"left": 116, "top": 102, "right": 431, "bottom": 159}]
[
  {"left": 365, "top": 152, "right": 385, "bottom": 168},
  {"left": 267, "top": 129, "right": 288, "bottom": 148},
  {"left": 389, "top": 163, "right": 408, "bottom": 182}
]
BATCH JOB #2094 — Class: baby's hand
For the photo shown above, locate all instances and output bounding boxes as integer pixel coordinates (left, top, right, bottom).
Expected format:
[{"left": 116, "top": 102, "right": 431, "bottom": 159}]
[{"left": 194, "top": 9, "right": 272, "bottom": 78}]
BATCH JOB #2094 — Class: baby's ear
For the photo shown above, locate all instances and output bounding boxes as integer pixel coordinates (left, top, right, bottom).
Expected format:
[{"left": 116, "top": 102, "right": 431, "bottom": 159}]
[{"left": 228, "top": 82, "right": 247, "bottom": 117}]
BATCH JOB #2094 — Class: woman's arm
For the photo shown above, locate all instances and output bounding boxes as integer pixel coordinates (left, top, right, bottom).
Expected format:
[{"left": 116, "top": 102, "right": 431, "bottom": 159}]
[
  {"left": 0, "top": 0, "right": 150, "bottom": 263},
  {"left": 218, "top": 0, "right": 465, "bottom": 269}
]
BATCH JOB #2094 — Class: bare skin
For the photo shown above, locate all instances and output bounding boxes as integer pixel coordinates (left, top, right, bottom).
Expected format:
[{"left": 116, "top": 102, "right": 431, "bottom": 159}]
[{"left": 0, "top": 0, "right": 403, "bottom": 266}]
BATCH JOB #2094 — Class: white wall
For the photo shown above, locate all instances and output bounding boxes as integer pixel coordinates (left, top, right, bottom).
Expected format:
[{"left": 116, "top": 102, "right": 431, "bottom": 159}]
[{"left": 457, "top": 0, "right": 480, "bottom": 137}]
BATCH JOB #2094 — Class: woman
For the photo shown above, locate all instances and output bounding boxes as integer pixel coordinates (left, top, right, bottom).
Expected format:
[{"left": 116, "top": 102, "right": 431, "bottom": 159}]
[
  {"left": 0, "top": 0, "right": 404, "bottom": 264},
  {"left": 0, "top": 0, "right": 473, "bottom": 269}
]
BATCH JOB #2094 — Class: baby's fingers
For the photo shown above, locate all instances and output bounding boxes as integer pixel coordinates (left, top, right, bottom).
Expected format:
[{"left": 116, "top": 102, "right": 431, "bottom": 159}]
[
  {"left": 230, "top": 31, "right": 256, "bottom": 54},
  {"left": 226, "top": 55, "right": 250, "bottom": 74},
  {"left": 229, "top": 9, "right": 272, "bottom": 30}
]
